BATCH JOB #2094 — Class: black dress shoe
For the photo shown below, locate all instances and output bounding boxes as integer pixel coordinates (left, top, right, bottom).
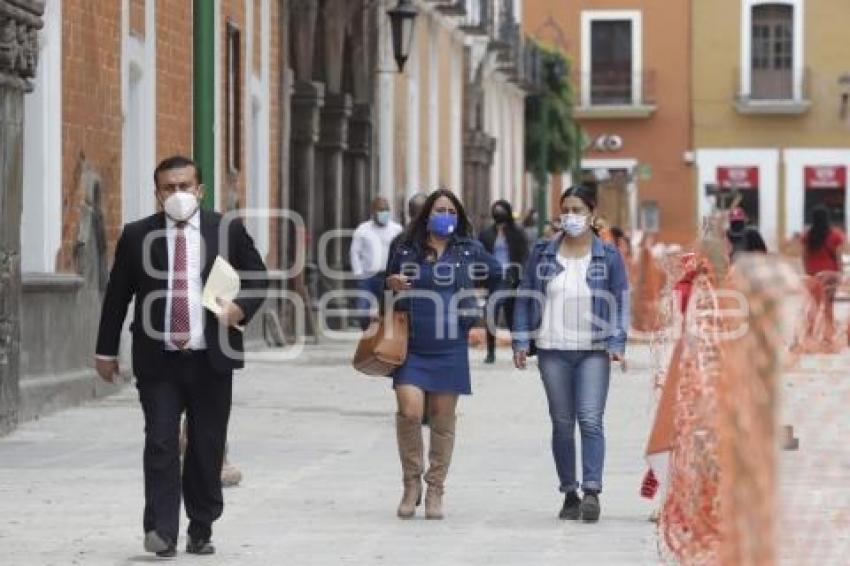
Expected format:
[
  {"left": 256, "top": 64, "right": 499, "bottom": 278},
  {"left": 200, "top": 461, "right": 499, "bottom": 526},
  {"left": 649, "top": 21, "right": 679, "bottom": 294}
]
[
  {"left": 144, "top": 531, "right": 176, "bottom": 558},
  {"left": 156, "top": 547, "right": 177, "bottom": 558},
  {"left": 186, "top": 538, "right": 216, "bottom": 555}
]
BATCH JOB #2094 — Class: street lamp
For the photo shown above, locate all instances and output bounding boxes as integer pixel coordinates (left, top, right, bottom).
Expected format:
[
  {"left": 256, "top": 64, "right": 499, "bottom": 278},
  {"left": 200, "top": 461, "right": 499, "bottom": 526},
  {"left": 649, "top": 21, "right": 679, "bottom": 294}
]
[{"left": 387, "top": 0, "right": 418, "bottom": 73}]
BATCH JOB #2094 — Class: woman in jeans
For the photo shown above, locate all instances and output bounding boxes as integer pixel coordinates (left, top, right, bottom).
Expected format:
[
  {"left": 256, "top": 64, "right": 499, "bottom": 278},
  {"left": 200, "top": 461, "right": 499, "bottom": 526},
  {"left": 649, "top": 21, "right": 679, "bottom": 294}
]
[
  {"left": 385, "top": 189, "right": 503, "bottom": 520},
  {"left": 512, "top": 185, "right": 629, "bottom": 523}
]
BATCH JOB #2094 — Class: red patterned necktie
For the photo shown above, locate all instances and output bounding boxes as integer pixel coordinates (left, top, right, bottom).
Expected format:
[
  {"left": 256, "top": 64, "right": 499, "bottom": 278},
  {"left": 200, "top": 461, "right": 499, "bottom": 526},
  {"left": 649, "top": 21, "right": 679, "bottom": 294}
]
[{"left": 170, "top": 223, "right": 190, "bottom": 349}]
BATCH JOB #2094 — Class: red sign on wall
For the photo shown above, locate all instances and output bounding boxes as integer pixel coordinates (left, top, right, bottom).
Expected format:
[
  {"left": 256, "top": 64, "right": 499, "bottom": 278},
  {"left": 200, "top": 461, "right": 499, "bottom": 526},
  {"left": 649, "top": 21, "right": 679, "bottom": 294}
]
[
  {"left": 805, "top": 165, "right": 847, "bottom": 189},
  {"left": 717, "top": 166, "right": 759, "bottom": 190}
]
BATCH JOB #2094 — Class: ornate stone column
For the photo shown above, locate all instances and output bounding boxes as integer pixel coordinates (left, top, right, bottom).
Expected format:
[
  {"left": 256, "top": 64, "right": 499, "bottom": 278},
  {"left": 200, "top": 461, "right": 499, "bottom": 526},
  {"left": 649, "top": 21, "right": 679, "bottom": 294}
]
[
  {"left": 317, "top": 93, "right": 352, "bottom": 288},
  {"left": 316, "top": 0, "right": 352, "bottom": 300},
  {"left": 346, "top": 103, "right": 372, "bottom": 229},
  {"left": 291, "top": 81, "right": 325, "bottom": 298},
  {"left": 289, "top": 0, "right": 324, "bottom": 299},
  {"left": 0, "top": 0, "right": 43, "bottom": 435},
  {"left": 463, "top": 130, "right": 496, "bottom": 232}
]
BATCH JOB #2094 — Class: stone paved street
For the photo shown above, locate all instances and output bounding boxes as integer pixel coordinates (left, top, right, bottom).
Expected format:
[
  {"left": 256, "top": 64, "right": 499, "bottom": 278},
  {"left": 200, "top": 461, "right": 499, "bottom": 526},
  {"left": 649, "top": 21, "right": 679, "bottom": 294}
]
[{"left": 0, "top": 341, "right": 660, "bottom": 565}]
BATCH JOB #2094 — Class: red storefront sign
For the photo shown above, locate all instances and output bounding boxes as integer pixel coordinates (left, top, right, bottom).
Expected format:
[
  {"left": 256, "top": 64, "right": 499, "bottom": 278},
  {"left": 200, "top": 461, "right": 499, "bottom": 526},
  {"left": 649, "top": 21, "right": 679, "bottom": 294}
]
[
  {"left": 804, "top": 165, "right": 847, "bottom": 189},
  {"left": 717, "top": 166, "right": 759, "bottom": 190}
]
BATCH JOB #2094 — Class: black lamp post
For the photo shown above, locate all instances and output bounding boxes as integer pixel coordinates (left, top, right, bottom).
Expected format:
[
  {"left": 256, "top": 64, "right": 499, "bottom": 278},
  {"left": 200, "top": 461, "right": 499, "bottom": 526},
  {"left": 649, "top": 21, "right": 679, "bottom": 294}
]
[{"left": 387, "top": 0, "right": 418, "bottom": 73}]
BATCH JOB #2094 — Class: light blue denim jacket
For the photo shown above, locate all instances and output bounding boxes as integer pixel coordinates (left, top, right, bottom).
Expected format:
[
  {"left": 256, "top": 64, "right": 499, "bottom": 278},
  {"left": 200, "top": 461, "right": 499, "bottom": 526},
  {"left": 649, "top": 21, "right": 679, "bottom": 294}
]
[{"left": 511, "top": 234, "right": 630, "bottom": 355}]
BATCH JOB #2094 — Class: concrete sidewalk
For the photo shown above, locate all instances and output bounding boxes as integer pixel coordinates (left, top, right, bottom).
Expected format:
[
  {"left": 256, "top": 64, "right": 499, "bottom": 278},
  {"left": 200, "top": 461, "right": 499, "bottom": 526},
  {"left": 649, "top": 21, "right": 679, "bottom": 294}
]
[{"left": 0, "top": 341, "right": 660, "bottom": 565}]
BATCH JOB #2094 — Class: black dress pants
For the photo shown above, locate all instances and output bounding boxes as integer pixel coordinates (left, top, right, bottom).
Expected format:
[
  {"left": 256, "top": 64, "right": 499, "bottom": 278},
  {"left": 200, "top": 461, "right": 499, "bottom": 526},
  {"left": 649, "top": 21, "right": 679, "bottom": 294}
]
[{"left": 137, "top": 351, "right": 233, "bottom": 543}]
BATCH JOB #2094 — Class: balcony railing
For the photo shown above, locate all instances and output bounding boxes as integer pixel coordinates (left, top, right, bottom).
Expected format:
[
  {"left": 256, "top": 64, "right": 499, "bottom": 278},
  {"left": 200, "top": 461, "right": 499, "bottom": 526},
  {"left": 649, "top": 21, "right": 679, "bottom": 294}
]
[{"left": 573, "top": 70, "right": 658, "bottom": 119}]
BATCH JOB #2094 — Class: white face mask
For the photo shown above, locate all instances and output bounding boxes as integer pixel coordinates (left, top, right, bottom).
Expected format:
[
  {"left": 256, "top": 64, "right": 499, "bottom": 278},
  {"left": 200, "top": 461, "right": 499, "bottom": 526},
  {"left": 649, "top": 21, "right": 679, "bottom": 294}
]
[
  {"left": 375, "top": 210, "right": 391, "bottom": 226},
  {"left": 560, "top": 213, "right": 589, "bottom": 237},
  {"left": 163, "top": 191, "right": 200, "bottom": 222}
]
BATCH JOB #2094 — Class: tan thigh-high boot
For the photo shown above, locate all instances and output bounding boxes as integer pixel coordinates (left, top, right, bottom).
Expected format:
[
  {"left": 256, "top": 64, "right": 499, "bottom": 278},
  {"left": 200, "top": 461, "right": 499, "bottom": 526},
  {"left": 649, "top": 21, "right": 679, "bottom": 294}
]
[
  {"left": 423, "top": 414, "right": 456, "bottom": 520},
  {"left": 396, "top": 413, "right": 424, "bottom": 518}
]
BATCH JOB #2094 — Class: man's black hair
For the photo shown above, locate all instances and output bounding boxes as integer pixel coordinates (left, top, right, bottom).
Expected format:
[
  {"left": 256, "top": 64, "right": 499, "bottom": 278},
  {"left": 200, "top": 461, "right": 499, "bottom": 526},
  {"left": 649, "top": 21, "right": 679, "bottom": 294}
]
[{"left": 154, "top": 155, "right": 202, "bottom": 187}]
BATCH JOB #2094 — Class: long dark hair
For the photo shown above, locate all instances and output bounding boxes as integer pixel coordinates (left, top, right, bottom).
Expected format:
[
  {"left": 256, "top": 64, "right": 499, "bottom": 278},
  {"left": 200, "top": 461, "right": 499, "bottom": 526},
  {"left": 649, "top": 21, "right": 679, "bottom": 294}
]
[
  {"left": 401, "top": 188, "right": 473, "bottom": 259},
  {"left": 744, "top": 227, "right": 768, "bottom": 253},
  {"left": 807, "top": 205, "right": 831, "bottom": 251},
  {"left": 491, "top": 199, "right": 528, "bottom": 264}
]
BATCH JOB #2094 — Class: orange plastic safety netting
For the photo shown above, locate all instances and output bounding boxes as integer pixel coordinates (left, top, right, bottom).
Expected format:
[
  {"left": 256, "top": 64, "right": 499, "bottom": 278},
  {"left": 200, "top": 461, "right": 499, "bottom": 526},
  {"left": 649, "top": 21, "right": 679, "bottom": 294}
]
[{"left": 653, "top": 243, "right": 850, "bottom": 564}]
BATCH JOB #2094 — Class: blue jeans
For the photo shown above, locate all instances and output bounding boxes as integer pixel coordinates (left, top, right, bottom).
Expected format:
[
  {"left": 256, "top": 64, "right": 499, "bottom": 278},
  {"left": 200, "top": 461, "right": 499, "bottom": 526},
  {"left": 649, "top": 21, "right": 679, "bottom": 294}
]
[{"left": 537, "top": 349, "right": 611, "bottom": 493}]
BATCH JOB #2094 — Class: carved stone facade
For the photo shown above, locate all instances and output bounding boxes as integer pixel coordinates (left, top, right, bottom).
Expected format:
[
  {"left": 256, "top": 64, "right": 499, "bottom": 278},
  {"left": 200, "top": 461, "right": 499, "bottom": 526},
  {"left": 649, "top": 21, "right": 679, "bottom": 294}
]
[
  {"left": 0, "top": 0, "right": 43, "bottom": 434},
  {"left": 0, "top": 0, "right": 41, "bottom": 91},
  {"left": 284, "top": 0, "right": 375, "bottom": 313}
]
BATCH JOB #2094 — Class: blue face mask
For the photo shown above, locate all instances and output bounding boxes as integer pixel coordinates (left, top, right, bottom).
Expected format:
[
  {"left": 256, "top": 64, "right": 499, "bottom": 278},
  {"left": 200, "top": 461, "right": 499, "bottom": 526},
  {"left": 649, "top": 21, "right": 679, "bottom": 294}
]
[{"left": 428, "top": 212, "right": 458, "bottom": 238}]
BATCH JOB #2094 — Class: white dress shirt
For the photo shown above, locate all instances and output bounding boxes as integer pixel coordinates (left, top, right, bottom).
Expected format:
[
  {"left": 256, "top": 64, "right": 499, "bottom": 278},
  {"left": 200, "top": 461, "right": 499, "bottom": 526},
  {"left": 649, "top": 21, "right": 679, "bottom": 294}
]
[
  {"left": 164, "top": 212, "right": 207, "bottom": 350},
  {"left": 349, "top": 219, "right": 403, "bottom": 276},
  {"left": 536, "top": 253, "right": 596, "bottom": 351}
]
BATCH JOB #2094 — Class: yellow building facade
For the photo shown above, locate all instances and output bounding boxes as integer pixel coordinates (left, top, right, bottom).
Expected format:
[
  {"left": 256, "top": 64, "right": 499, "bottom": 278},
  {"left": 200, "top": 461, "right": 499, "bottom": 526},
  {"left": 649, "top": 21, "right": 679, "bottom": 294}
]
[{"left": 693, "top": 0, "right": 850, "bottom": 248}]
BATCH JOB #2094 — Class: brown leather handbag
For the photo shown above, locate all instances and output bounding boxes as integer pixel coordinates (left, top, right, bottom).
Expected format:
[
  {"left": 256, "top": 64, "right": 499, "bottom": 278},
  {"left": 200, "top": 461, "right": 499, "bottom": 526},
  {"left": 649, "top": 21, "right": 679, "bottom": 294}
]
[{"left": 352, "top": 310, "right": 410, "bottom": 376}]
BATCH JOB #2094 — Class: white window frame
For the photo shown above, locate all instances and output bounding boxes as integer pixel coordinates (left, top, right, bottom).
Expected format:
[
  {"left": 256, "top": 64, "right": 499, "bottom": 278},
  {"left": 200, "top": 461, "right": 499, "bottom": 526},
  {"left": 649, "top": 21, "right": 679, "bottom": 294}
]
[
  {"left": 783, "top": 149, "right": 850, "bottom": 240},
  {"left": 244, "top": 0, "right": 271, "bottom": 260},
  {"left": 740, "top": 0, "right": 805, "bottom": 102},
  {"left": 121, "top": 0, "right": 157, "bottom": 224},
  {"left": 22, "top": 0, "right": 62, "bottom": 274},
  {"left": 580, "top": 10, "right": 643, "bottom": 108}
]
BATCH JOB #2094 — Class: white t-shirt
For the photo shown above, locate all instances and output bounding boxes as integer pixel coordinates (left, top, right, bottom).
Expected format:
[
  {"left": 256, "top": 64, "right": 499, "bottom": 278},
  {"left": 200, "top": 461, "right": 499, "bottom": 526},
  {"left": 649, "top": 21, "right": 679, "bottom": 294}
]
[
  {"left": 536, "top": 253, "right": 596, "bottom": 351},
  {"left": 349, "top": 219, "right": 403, "bottom": 276}
]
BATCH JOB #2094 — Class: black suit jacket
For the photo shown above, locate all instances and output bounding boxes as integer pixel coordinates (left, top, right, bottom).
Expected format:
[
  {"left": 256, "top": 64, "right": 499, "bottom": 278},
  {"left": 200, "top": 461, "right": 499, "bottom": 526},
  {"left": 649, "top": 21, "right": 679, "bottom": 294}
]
[{"left": 95, "top": 210, "right": 269, "bottom": 379}]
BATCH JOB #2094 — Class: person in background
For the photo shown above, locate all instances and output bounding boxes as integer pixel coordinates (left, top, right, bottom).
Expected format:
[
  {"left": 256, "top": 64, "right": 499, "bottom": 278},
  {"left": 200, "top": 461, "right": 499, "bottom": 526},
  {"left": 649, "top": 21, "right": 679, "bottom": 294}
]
[
  {"left": 478, "top": 200, "right": 528, "bottom": 363},
  {"left": 385, "top": 189, "right": 504, "bottom": 520},
  {"left": 512, "top": 185, "right": 629, "bottom": 524},
  {"left": 541, "top": 221, "right": 556, "bottom": 240},
  {"left": 350, "top": 197, "right": 403, "bottom": 329},
  {"left": 802, "top": 204, "right": 845, "bottom": 341},
  {"left": 726, "top": 207, "right": 766, "bottom": 261}
]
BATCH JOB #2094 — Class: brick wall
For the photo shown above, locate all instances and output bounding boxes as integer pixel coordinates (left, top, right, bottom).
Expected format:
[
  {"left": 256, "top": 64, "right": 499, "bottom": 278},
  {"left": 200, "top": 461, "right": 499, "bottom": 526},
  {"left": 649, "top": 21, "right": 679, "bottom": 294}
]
[
  {"left": 156, "top": 0, "right": 193, "bottom": 162},
  {"left": 59, "top": 0, "right": 282, "bottom": 270},
  {"left": 59, "top": 0, "right": 123, "bottom": 271}
]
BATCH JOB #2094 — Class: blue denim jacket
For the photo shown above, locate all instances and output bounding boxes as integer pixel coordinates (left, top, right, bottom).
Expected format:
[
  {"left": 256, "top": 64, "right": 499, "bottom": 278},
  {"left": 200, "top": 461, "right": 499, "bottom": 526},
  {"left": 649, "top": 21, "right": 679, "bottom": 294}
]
[
  {"left": 511, "top": 234, "right": 630, "bottom": 355},
  {"left": 386, "top": 236, "right": 505, "bottom": 330}
]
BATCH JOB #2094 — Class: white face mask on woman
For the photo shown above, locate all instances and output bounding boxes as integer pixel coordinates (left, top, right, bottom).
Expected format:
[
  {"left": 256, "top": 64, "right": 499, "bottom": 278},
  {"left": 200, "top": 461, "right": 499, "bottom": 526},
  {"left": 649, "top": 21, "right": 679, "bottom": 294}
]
[
  {"left": 560, "top": 213, "right": 589, "bottom": 237},
  {"left": 163, "top": 191, "right": 200, "bottom": 222}
]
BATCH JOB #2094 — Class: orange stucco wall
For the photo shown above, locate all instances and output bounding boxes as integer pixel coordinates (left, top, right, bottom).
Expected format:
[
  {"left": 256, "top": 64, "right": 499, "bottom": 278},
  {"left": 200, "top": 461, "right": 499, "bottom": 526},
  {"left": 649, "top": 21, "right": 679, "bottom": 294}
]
[{"left": 524, "top": 0, "right": 696, "bottom": 244}]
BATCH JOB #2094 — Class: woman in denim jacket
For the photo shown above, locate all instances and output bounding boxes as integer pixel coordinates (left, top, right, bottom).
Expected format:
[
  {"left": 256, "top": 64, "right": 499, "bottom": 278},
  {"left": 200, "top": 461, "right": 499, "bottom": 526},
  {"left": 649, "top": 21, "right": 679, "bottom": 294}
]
[
  {"left": 385, "top": 189, "right": 503, "bottom": 521},
  {"left": 512, "top": 185, "right": 629, "bottom": 523}
]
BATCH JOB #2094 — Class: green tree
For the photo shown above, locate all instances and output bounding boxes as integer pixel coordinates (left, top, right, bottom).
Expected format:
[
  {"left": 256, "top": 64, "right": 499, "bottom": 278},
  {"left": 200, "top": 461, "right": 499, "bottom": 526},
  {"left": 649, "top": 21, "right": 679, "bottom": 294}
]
[{"left": 525, "top": 43, "right": 583, "bottom": 234}]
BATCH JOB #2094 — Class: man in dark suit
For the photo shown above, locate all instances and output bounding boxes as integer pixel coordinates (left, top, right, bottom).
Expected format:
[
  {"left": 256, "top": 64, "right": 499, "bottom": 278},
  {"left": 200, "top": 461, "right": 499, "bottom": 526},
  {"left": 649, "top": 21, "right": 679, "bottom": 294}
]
[{"left": 94, "top": 155, "right": 268, "bottom": 557}]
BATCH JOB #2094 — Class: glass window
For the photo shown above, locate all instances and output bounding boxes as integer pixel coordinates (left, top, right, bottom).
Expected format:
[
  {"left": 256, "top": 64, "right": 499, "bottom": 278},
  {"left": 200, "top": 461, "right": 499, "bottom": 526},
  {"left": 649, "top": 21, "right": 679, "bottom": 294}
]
[
  {"left": 750, "top": 4, "right": 794, "bottom": 99},
  {"left": 590, "top": 20, "right": 632, "bottom": 105}
]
